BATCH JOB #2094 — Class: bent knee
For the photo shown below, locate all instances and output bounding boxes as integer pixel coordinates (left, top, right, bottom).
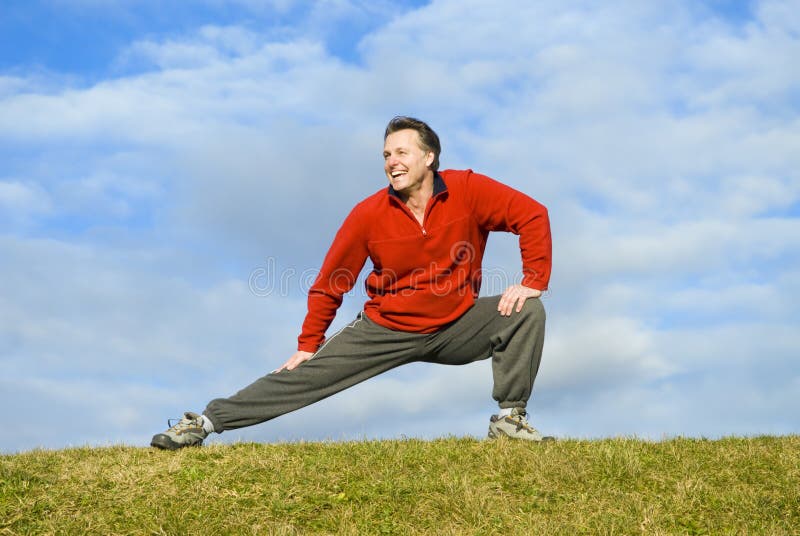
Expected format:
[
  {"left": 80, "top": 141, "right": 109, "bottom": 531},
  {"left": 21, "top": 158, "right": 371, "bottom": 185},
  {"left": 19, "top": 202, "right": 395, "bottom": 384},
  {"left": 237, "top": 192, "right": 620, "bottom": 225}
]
[{"left": 519, "top": 296, "right": 546, "bottom": 322}]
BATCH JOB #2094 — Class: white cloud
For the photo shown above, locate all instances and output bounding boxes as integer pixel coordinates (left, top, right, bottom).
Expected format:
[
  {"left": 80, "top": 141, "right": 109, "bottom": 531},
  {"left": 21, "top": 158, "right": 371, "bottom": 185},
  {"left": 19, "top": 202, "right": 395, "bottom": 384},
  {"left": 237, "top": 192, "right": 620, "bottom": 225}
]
[
  {"left": 0, "top": 234, "right": 307, "bottom": 371},
  {"left": 0, "top": 180, "right": 51, "bottom": 210},
  {"left": 543, "top": 312, "right": 675, "bottom": 392},
  {"left": 686, "top": 0, "right": 800, "bottom": 107},
  {"left": 0, "top": 232, "right": 315, "bottom": 451},
  {"left": 2, "top": 0, "right": 799, "bottom": 451},
  {"left": 120, "top": 26, "right": 265, "bottom": 70},
  {"left": 0, "top": 180, "right": 53, "bottom": 226},
  {"left": 0, "top": 76, "right": 36, "bottom": 98}
]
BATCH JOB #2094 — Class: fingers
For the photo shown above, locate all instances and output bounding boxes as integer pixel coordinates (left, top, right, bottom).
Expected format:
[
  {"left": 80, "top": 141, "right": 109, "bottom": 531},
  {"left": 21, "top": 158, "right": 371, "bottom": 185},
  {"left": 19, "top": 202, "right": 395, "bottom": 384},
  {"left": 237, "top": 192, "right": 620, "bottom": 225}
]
[
  {"left": 497, "top": 285, "right": 542, "bottom": 316},
  {"left": 275, "top": 351, "right": 313, "bottom": 373},
  {"left": 497, "top": 288, "right": 519, "bottom": 316},
  {"left": 497, "top": 297, "right": 510, "bottom": 316},
  {"left": 284, "top": 356, "right": 301, "bottom": 372},
  {"left": 287, "top": 354, "right": 307, "bottom": 371}
]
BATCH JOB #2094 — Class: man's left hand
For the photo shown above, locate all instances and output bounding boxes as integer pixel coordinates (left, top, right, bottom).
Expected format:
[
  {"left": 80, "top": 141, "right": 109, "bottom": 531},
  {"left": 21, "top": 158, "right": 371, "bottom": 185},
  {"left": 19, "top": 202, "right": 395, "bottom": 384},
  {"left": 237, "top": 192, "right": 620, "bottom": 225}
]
[{"left": 498, "top": 284, "right": 542, "bottom": 316}]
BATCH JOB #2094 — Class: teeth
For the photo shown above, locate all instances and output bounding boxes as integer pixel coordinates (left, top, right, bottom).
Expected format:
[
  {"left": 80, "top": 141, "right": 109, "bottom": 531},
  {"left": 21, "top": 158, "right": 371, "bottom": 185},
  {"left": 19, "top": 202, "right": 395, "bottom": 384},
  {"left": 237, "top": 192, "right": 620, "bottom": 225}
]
[{"left": 392, "top": 171, "right": 406, "bottom": 178}]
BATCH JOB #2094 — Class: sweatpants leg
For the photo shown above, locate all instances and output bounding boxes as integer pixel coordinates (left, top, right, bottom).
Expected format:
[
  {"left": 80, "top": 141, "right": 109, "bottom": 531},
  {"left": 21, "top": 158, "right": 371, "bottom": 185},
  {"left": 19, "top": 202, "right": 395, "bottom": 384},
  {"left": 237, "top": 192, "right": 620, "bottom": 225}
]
[
  {"left": 422, "top": 295, "right": 546, "bottom": 409},
  {"left": 203, "top": 313, "right": 426, "bottom": 433}
]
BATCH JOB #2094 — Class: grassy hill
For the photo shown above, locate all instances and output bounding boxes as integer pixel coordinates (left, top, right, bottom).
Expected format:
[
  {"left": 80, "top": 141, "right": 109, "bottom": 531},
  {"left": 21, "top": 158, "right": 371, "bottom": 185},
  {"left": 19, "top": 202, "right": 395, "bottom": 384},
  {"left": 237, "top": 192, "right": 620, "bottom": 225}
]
[{"left": 1, "top": 436, "right": 798, "bottom": 534}]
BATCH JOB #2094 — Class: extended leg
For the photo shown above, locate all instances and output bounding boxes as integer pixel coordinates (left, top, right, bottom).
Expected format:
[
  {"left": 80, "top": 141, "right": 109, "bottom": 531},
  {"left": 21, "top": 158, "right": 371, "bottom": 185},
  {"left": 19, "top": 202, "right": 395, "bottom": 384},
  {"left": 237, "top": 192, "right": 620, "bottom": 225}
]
[{"left": 203, "top": 313, "right": 425, "bottom": 433}]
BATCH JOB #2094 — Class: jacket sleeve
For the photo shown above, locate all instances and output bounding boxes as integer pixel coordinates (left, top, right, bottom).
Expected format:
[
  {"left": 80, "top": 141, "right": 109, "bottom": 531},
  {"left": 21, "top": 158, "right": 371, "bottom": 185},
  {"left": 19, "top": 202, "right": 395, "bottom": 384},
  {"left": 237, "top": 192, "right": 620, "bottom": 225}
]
[
  {"left": 463, "top": 170, "right": 552, "bottom": 291},
  {"left": 297, "top": 204, "right": 369, "bottom": 353}
]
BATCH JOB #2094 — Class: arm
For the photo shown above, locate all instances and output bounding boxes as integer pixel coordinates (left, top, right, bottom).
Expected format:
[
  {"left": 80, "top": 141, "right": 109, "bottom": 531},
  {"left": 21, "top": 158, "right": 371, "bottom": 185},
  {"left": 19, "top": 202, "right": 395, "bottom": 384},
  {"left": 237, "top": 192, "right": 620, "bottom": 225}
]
[
  {"left": 277, "top": 205, "right": 369, "bottom": 371},
  {"left": 297, "top": 204, "right": 369, "bottom": 352},
  {"left": 464, "top": 171, "right": 552, "bottom": 314}
]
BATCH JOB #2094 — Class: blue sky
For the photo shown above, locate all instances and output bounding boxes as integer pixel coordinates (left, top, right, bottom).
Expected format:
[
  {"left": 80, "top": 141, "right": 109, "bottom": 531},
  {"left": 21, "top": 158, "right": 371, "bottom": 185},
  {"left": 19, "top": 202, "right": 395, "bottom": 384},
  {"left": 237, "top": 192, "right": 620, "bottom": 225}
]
[
  {"left": 0, "top": 1, "right": 430, "bottom": 77},
  {"left": 1, "top": 0, "right": 799, "bottom": 453}
]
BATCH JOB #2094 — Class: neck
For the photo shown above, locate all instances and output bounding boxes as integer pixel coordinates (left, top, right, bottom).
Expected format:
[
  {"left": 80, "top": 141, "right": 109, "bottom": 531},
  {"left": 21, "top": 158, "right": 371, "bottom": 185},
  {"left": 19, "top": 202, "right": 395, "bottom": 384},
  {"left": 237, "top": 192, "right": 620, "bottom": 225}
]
[{"left": 397, "top": 170, "right": 435, "bottom": 209}]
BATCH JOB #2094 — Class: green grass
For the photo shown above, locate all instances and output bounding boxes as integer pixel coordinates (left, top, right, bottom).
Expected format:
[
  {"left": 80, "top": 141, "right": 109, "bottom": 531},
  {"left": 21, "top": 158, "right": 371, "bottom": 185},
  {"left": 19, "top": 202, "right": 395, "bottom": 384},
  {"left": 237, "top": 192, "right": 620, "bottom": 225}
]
[{"left": 1, "top": 436, "right": 798, "bottom": 534}]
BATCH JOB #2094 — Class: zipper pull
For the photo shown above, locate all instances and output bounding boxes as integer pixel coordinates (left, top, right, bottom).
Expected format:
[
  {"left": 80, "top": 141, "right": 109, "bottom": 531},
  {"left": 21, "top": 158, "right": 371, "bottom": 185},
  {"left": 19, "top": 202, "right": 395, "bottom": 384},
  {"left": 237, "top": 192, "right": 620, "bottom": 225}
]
[{"left": 422, "top": 228, "right": 427, "bottom": 236}]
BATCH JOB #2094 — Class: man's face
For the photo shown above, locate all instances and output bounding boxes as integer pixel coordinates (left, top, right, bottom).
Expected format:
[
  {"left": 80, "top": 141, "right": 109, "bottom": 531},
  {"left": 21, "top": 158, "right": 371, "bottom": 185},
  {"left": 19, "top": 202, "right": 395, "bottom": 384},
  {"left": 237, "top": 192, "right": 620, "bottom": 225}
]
[{"left": 383, "top": 129, "right": 434, "bottom": 194}]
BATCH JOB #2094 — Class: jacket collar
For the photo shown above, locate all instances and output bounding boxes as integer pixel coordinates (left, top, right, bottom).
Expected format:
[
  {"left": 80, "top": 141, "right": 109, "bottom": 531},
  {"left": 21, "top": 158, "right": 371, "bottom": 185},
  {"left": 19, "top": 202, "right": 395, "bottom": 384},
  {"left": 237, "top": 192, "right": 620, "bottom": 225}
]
[{"left": 388, "top": 172, "right": 448, "bottom": 200}]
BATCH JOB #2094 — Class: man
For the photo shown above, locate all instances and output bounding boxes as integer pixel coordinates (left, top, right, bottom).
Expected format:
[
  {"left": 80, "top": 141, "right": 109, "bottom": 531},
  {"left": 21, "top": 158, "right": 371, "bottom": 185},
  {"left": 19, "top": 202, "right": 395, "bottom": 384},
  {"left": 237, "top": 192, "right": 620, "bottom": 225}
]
[{"left": 151, "top": 116, "right": 552, "bottom": 450}]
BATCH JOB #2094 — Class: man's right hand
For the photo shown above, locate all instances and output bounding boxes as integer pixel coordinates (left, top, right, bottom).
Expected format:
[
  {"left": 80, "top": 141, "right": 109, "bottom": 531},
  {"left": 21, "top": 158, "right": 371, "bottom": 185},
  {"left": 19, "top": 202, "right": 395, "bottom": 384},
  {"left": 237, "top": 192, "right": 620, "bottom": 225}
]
[{"left": 275, "top": 350, "right": 313, "bottom": 373}]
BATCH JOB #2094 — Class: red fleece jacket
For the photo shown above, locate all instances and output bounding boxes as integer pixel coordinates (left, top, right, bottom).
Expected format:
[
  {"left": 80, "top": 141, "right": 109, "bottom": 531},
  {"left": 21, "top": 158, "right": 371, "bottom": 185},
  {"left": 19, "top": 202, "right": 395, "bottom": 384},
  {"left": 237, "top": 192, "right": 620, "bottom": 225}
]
[{"left": 297, "top": 169, "right": 551, "bottom": 353}]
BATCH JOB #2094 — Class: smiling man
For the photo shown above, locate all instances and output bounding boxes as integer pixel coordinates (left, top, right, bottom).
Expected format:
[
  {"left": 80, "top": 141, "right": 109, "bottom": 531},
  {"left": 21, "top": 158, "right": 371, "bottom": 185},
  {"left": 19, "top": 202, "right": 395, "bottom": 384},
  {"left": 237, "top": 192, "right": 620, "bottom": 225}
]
[{"left": 151, "top": 116, "right": 553, "bottom": 450}]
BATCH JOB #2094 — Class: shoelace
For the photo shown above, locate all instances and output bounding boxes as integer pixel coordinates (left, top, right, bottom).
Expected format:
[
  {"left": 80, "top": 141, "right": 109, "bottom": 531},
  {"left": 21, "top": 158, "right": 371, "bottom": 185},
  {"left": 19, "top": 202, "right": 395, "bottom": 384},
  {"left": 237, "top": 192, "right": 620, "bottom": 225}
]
[
  {"left": 509, "top": 413, "right": 538, "bottom": 434},
  {"left": 166, "top": 415, "right": 200, "bottom": 433}
]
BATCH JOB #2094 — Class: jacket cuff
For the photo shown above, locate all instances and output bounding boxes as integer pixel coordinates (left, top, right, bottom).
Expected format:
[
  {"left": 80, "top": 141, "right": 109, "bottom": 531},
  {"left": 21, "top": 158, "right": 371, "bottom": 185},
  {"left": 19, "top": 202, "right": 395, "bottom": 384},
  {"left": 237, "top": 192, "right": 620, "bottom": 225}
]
[
  {"left": 297, "top": 341, "right": 320, "bottom": 354},
  {"left": 522, "top": 276, "right": 547, "bottom": 292}
]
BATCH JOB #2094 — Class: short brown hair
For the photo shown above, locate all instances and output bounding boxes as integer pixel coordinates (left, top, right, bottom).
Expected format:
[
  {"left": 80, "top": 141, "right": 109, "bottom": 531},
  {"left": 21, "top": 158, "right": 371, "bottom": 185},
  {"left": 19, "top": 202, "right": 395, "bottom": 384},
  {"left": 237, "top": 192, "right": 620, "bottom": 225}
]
[{"left": 384, "top": 116, "right": 441, "bottom": 172}]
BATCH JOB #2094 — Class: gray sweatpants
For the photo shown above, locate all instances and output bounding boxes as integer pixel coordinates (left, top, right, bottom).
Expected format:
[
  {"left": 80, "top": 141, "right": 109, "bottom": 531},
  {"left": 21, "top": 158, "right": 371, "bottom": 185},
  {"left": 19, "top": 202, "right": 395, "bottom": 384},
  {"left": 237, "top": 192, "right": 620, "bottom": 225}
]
[{"left": 203, "top": 295, "right": 545, "bottom": 433}]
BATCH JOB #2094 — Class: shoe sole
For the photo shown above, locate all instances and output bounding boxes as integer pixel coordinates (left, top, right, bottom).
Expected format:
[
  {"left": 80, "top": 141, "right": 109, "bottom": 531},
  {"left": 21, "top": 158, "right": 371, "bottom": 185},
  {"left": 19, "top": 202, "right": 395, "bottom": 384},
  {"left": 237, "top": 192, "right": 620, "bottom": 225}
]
[
  {"left": 150, "top": 433, "right": 202, "bottom": 450},
  {"left": 487, "top": 428, "right": 556, "bottom": 442}
]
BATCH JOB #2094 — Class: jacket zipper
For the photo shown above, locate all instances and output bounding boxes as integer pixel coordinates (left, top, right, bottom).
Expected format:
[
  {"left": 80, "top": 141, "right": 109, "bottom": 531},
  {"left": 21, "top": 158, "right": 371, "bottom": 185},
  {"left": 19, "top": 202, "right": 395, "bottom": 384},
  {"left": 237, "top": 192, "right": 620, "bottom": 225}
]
[
  {"left": 419, "top": 190, "right": 446, "bottom": 237},
  {"left": 392, "top": 190, "right": 444, "bottom": 237}
]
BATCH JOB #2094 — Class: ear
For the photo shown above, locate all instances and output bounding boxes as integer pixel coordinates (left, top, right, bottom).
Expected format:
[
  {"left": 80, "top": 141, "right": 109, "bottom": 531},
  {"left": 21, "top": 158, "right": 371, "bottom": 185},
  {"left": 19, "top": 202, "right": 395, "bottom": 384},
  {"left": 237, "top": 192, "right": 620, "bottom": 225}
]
[{"left": 425, "top": 151, "right": 434, "bottom": 167}]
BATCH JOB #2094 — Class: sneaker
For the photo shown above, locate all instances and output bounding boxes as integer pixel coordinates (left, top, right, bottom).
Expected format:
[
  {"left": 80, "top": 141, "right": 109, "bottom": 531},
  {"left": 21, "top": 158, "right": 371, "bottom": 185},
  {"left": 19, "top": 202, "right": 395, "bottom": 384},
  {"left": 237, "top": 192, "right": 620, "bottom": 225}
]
[
  {"left": 151, "top": 412, "right": 208, "bottom": 450},
  {"left": 488, "top": 407, "right": 554, "bottom": 442}
]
